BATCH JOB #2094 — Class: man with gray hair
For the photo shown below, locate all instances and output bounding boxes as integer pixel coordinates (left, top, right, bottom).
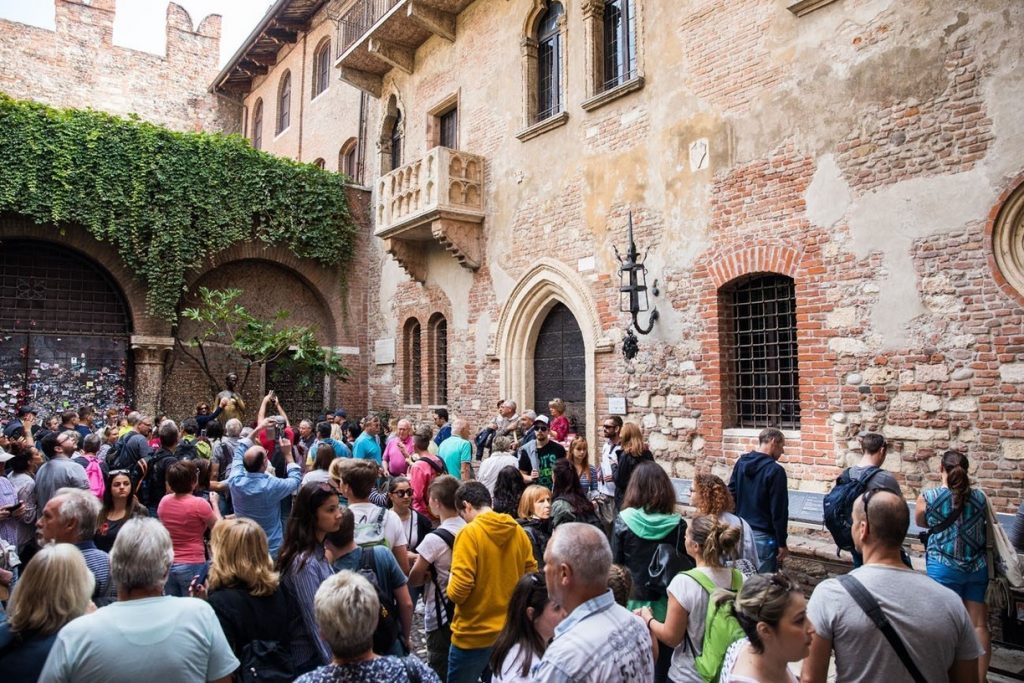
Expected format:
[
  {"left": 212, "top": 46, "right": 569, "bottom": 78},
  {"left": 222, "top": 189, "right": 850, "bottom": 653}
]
[
  {"left": 37, "top": 487, "right": 116, "bottom": 606},
  {"left": 439, "top": 417, "right": 473, "bottom": 481},
  {"left": 34, "top": 431, "right": 88, "bottom": 509},
  {"left": 533, "top": 523, "right": 655, "bottom": 682},
  {"left": 39, "top": 517, "right": 238, "bottom": 682}
]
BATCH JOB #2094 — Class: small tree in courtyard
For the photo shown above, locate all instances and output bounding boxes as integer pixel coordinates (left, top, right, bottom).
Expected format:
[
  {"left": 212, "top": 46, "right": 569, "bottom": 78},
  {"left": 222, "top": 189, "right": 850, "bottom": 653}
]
[{"left": 176, "top": 287, "right": 348, "bottom": 396}]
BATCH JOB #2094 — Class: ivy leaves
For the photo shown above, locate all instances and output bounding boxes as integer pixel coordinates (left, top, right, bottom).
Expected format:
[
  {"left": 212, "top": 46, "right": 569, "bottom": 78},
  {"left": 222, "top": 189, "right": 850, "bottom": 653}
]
[{"left": 0, "top": 94, "right": 355, "bottom": 320}]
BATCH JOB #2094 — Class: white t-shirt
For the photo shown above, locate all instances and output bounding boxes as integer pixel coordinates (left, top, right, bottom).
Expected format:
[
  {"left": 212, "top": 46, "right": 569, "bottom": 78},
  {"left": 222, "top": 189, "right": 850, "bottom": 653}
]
[
  {"left": 666, "top": 566, "right": 737, "bottom": 683},
  {"left": 493, "top": 642, "right": 536, "bottom": 683},
  {"left": 349, "top": 502, "right": 406, "bottom": 550},
  {"left": 477, "top": 454, "right": 521, "bottom": 494},
  {"left": 39, "top": 595, "right": 238, "bottom": 682},
  {"left": 598, "top": 442, "right": 620, "bottom": 496},
  {"left": 417, "top": 516, "right": 466, "bottom": 632},
  {"left": 721, "top": 638, "right": 798, "bottom": 683}
]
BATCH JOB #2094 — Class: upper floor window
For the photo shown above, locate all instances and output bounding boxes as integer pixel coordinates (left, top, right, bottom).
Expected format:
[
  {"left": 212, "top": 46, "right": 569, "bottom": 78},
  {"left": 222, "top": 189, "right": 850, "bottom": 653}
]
[
  {"left": 602, "top": 0, "right": 636, "bottom": 90},
  {"left": 277, "top": 71, "right": 291, "bottom": 134},
  {"left": 723, "top": 274, "right": 800, "bottom": 429},
  {"left": 252, "top": 99, "right": 263, "bottom": 150},
  {"left": 340, "top": 138, "right": 360, "bottom": 183},
  {"left": 312, "top": 39, "right": 331, "bottom": 98},
  {"left": 389, "top": 109, "right": 403, "bottom": 171},
  {"left": 537, "top": 2, "right": 565, "bottom": 121},
  {"left": 439, "top": 107, "right": 458, "bottom": 149}
]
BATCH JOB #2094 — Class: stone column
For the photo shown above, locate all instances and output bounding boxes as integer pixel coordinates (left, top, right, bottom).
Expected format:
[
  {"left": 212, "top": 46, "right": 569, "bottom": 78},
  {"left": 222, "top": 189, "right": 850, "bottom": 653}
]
[{"left": 130, "top": 335, "right": 174, "bottom": 416}]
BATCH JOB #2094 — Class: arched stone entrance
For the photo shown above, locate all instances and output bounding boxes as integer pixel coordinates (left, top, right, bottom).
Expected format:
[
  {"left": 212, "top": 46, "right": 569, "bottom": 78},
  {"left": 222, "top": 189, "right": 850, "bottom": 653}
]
[
  {"left": 491, "top": 258, "right": 614, "bottom": 449},
  {"left": 0, "top": 239, "right": 133, "bottom": 417}
]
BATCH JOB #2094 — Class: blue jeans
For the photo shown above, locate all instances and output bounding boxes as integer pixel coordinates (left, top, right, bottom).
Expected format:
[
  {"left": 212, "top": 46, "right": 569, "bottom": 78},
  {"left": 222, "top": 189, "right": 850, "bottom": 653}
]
[
  {"left": 447, "top": 644, "right": 492, "bottom": 683},
  {"left": 752, "top": 531, "right": 778, "bottom": 573},
  {"left": 165, "top": 562, "right": 207, "bottom": 597}
]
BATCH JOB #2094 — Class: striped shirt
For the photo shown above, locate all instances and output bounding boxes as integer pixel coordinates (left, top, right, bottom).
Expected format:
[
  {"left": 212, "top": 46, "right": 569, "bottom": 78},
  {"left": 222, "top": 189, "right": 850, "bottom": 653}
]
[
  {"left": 282, "top": 545, "right": 334, "bottom": 667},
  {"left": 76, "top": 540, "right": 116, "bottom": 606}
]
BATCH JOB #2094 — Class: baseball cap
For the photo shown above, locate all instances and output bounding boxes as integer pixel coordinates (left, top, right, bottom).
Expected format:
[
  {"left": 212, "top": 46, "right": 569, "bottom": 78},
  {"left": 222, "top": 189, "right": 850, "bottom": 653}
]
[
  {"left": 334, "top": 409, "right": 347, "bottom": 418},
  {"left": 533, "top": 415, "right": 550, "bottom": 427},
  {"left": 0, "top": 449, "right": 13, "bottom": 463}
]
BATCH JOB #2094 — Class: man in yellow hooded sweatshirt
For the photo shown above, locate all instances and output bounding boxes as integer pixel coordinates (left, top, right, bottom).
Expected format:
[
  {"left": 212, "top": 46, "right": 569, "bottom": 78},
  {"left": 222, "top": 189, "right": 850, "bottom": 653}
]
[{"left": 447, "top": 481, "right": 538, "bottom": 683}]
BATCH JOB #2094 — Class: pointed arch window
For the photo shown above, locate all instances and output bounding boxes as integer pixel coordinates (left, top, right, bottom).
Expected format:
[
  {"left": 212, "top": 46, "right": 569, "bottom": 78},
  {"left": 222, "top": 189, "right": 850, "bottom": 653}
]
[
  {"left": 390, "top": 108, "right": 403, "bottom": 171},
  {"left": 277, "top": 71, "right": 291, "bottom": 134},
  {"left": 428, "top": 314, "right": 448, "bottom": 405},
  {"left": 403, "top": 318, "right": 422, "bottom": 405},
  {"left": 252, "top": 99, "right": 263, "bottom": 150}
]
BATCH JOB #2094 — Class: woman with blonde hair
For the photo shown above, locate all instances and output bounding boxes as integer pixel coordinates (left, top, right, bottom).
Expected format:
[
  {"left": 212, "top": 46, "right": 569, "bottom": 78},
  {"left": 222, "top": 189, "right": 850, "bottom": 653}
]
[
  {"left": 691, "top": 473, "right": 759, "bottom": 573},
  {"left": 547, "top": 398, "right": 570, "bottom": 443},
  {"left": 197, "top": 517, "right": 295, "bottom": 678},
  {"left": 0, "top": 543, "right": 94, "bottom": 679},
  {"left": 614, "top": 422, "right": 654, "bottom": 509},
  {"left": 517, "top": 485, "right": 552, "bottom": 569},
  {"left": 640, "top": 514, "right": 743, "bottom": 683},
  {"left": 567, "top": 436, "right": 598, "bottom": 494}
]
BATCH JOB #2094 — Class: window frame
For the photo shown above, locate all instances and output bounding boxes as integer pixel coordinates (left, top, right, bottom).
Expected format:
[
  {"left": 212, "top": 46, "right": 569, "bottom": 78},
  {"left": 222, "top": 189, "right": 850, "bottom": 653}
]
[
  {"left": 403, "top": 318, "right": 422, "bottom": 405},
  {"left": 276, "top": 71, "right": 291, "bottom": 135},
  {"left": 536, "top": 2, "right": 565, "bottom": 122},
  {"left": 312, "top": 39, "right": 331, "bottom": 99},
  {"left": 601, "top": 0, "right": 636, "bottom": 92},
  {"left": 252, "top": 98, "right": 263, "bottom": 150}
]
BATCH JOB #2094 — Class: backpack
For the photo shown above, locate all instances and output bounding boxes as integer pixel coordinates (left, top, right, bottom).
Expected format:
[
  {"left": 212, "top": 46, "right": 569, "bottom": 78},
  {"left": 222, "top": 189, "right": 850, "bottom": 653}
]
[
  {"left": 357, "top": 548, "right": 402, "bottom": 655},
  {"left": 357, "top": 507, "right": 390, "bottom": 548},
  {"left": 139, "top": 450, "right": 178, "bottom": 508},
  {"left": 427, "top": 528, "right": 456, "bottom": 626},
  {"left": 823, "top": 466, "right": 883, "bottom": 554},
  {"left": 215, "top": 442, "right": 233, "bottom": 482},
  {"left": 109, "top": 432, "right": 148, "bottom": 495},
  {"left": 683, "top": 568, "right": 745, "bottom": 683},
  {"left": 174, "top": 439, "right": 200, "bottom": 462},
  {"left": 237, "top": 639, "right": 295, "bottom": 683},
  {"left": 422, "top": 454, "right": 448, "bottom": 476},
  {"left": 84, "top": 456, "right": 106, "bottom": 499}
]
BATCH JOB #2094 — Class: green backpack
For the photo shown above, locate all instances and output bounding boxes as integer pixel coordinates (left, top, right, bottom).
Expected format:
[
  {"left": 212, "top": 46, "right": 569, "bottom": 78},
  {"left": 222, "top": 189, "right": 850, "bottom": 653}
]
[{"left": 682, "top": 568, "right": 745, "bottom": 683}]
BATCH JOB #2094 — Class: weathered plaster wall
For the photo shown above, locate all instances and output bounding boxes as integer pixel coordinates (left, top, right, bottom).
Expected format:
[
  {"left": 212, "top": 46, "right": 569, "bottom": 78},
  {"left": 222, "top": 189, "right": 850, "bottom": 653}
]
[{"left": 0, "top": 0, "right": 239, "bottom": 133}]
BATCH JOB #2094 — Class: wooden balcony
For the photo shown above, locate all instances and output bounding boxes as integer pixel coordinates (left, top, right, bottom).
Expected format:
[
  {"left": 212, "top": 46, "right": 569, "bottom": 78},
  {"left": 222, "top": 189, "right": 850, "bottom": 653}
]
[
  {"left": 375, "top": 146, "right": 484, "bottom": 283},
  {"left": 334, "top": 0, "right": 476, "bottom": 96}
]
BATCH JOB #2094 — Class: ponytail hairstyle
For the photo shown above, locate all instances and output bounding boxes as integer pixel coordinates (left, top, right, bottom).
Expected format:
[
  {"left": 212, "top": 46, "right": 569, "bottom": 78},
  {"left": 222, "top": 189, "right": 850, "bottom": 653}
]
[
  {"left": 688, "top": 514, "right": 741, "bottom": 568},
  {"left": 729, "top": 572, "right": 798, "bottom": 654},
  {"left": 941, "top": 450, "right": 971, "bottom": 509}
]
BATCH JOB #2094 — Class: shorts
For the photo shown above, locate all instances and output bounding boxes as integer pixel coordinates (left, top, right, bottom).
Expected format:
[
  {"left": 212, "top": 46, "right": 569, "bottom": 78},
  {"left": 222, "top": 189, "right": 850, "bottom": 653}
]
[{"left": 927, "top": 561, "right": 988, "bottom": 603}]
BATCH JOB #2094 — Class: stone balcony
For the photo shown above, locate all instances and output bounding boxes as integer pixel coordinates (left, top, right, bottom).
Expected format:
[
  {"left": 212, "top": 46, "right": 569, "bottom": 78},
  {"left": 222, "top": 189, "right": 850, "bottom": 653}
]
[
  {"left": 334, "top": 0, "right": 476, "bottom": 96},
  {"left": 375, "top": 146, "right": 484, "bottom": 283}
]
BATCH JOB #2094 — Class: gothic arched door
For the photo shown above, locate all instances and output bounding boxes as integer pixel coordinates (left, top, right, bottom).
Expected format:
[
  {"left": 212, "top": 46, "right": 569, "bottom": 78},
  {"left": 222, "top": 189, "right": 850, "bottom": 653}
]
[
  {"left": 0, "top": 240, "right": 133, "bottom": 420},
  {"left": 532, "top": 302, "right": 585, "bottom": 437}
]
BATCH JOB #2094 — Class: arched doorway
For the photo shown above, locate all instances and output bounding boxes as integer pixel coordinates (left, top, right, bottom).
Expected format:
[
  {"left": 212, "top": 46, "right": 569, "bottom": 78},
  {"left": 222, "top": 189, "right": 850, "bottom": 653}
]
[
  {"left": 532, "top": 302, "right": 585, "bottom": 436},
  {"left": 0, "top": 240, "right": 133, "bottom": 417}
]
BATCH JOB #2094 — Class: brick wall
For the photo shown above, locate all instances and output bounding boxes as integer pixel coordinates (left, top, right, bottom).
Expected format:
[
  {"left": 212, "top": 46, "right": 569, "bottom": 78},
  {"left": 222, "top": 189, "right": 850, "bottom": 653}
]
[{"left": 0, "top": 0, "right": 239, "bottom": 133}]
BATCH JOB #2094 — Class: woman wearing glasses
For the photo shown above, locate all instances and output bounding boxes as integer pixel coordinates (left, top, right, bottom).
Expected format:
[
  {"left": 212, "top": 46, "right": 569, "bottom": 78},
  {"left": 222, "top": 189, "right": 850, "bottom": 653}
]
[
  {"left": 94, "top": 469, "right": 148, "bottom": 553},
  {"left": 388, "top": 476, "right": 432, "bottom": 562},
  {"left": 490, "top": 572, "right": 565, "bottom": 683}
]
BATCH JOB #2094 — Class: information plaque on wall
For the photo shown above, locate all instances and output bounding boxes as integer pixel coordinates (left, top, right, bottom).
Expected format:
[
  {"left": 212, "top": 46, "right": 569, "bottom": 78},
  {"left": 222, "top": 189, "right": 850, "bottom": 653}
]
[
  {"left": 608, "top": 397, "right": 627, "bottom": 415},
  {"left": 374, "top": 338, "right": 395, "bottom": 365}
]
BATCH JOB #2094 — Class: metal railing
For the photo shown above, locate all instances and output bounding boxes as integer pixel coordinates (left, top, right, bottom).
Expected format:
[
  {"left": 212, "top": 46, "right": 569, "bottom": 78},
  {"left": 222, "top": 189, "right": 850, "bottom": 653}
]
[{"left": 338, "top": 0, "right": 401, "bottom": 53}]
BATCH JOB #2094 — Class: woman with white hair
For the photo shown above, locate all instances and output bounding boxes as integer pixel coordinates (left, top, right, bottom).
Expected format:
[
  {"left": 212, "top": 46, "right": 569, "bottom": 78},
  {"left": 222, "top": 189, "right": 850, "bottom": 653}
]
[
  {"left": 0, "top": 543, "right": 94, "bottom": 681},
  {"left": 295, "top": 570, "right": 439, "bottom": 683}
]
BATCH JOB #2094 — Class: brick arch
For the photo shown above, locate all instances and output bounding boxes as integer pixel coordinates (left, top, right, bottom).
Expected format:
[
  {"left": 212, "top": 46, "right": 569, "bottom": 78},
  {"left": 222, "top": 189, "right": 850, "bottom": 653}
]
[
  {"left": 186, "top": 242, "right": 343, "bottom": 346},
  {"left": 394, "top": 284, "right": 454, "bottom": 409},
  {"left": 0, "top": 216, "right": 169, "bottom": 337},
  {"left": 984, "top": 171, "right": 1024, "bottom": 308},
  {"left": 707, "top": 245, "right": 802, "bottom": 289}
]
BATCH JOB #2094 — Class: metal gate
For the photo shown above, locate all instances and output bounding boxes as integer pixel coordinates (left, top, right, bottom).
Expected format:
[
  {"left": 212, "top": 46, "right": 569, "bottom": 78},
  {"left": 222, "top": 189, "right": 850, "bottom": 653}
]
[
  {"left": 0, "top": 240, "right": 132, "bottom": 419},
  {"left": 266, "top": 355, "right": 326, "bottom": 422},
  {"left": 533, "top": 302, "right": 585, "bottom": 436}
]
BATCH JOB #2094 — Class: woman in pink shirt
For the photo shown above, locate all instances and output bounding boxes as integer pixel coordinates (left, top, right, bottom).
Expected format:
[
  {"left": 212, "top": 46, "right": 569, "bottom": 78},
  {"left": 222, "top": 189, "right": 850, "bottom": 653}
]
[
  {"left": 383, "top": 419, "right": 415, "bottom": 477},
  {"left": 548, "top": 398, "right": 571, "bottom": 443},
  {"left": 157, "top": 459, "right": 220, "bottom": 596}
]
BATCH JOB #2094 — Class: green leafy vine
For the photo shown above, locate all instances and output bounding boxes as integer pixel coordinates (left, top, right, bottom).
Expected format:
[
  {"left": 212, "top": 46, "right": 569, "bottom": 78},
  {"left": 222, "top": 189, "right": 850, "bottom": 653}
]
[{"left": 0, "top": 94, "right": 355, "bottom": 320}]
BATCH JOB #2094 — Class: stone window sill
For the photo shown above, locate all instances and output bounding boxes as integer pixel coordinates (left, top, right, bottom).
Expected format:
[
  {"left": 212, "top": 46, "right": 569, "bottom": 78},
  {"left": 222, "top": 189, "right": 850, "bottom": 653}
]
[
  {"left": 581, "top": 76, "right": 645, "bottom": 112},
  {"left": 787, "top": 0, "right": 841, "bottom": 17},
  {"left": 516, "top": 111, "right": 569, "bottom": 142},
  {"left": 722, "top": 427, "right": 801, "bottom": 441}
]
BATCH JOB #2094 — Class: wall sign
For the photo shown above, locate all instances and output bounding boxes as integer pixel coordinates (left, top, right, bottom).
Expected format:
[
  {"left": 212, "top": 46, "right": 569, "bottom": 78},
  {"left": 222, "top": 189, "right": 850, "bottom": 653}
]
[
  {"left": 608, "top": 396, "right": 627, "bottom": 415},
  {"left": 374, "top": 338, "right": 396, "bottom": 365}
]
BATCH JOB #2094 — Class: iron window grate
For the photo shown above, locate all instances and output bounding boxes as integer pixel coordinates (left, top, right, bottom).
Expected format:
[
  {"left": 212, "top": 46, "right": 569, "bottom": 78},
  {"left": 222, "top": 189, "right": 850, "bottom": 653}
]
[
  {"left": 602, "top": 0, "right": 637, "bottom": 92},
  {"left": 728, "top": 275, "right": 800, "bottom": 429}
]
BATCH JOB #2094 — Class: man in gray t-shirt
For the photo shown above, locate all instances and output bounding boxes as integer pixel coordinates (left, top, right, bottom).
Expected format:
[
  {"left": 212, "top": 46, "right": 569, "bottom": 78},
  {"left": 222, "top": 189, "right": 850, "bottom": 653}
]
[{"left": 803, "top": 489, "right": 981, "bottom": 683}]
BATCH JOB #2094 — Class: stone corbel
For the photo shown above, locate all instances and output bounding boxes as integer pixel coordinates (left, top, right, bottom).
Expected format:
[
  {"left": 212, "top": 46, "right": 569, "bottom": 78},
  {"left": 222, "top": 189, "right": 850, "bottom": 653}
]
[
  {"left": 385, "top": 237, "right": 428, "bottom": 283},
  {"left": 407, "top": 1, "right": 455, "bottom": 42},
  {"left": 338, "top": 66, "right": 383, "bottom": 98},
  {"left": 368, "top": 38, "right": 415, "bottom": 74},
  {"left": 580, "top": 0, "right": 604, "bottom": 19},
  {"left": 432, "top": 218, "right": 482, "bottom": 271},
  {"left": 130, "top": 335, "right": 175, "bottom": 365}
]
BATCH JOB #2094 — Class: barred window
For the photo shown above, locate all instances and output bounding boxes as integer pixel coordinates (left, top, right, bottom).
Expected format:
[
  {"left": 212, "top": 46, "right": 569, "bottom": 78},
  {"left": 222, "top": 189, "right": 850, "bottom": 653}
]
[
  {"left": 252, "top": 99, "right": 263, "bottom": 150},
  {"left": 602, "top": 0, "right": 636, "bottom": 90},
  {"left": 537, "top": 2, "right": 564, "bottom": 121},
  {"left": 312, "top": 39, "right": 331, "bottom": 98},
  {"left": 403, "top": 318, "right": 421, "bottom": 404},
  {"left": 277, "top": 71, "right": 291, "bottom": 134},
  {"left": 725, "top": 274, "right": 800, "bottom": 429},
  {"left": 429, "top": 314, "right": 448, "bottom": 405}
]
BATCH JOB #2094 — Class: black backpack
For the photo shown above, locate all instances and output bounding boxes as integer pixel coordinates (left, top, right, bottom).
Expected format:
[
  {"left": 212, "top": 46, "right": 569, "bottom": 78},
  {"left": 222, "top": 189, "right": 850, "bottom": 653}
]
[
  {"left": 139, "top": 450, "right": 179, "bottom": 508},
  {"left": 427, "top": 528, "right": 456, "bottom": 625},
  {"left": 109, "top": 432, "right": 149, "bottom": 494},
  {"left": 823, "top": 466, "right": 883, "bottom": 554},
  {"left": 357, "top": 548, "right": 402, "bottom": 655},
  {"left": 237, "top": 639, "right": 295, "bottom": 683}
]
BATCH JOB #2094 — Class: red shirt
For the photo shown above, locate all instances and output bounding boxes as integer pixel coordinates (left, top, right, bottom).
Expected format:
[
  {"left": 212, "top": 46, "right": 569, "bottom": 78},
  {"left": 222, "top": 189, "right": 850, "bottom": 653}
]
[
  {"left": 255, "top": 426, "right": 295, "bottom": 452},
  {"left": 158, "top": 494, "right": 214, "bottom": 564}
]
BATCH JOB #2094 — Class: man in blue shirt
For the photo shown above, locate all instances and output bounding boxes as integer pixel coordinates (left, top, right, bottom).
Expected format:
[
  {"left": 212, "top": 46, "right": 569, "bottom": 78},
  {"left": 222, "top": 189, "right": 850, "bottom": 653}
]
[
  {"left": 433, "top": 408, "right": 452, "bottom": 448},
  {"left": 439, "top": 417, "right": 473, "bottom": 481},
  {"left": 225, "top": 417, "right": 302, "bottom": 557},
  {"left": 353, "top": 414, "right": 383, "bottom": 465}
]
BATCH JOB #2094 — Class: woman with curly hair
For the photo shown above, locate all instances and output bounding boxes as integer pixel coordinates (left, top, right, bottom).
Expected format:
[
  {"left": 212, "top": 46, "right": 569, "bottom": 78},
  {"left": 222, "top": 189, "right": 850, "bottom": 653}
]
[{"left": 690, "top": 473, "right": 759, "bottom": 573}]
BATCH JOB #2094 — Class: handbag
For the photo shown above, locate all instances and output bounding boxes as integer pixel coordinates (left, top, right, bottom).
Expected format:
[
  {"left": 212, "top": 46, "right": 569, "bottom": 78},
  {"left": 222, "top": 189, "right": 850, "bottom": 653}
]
[
  {"left": 986, "top": 497, "right": 1024, "bottom": 587},
  {"left": 838, "top": 574, "right": 927, "bottom": 683},
  {"left": 645, "top": 524, "right": 687, "bottom": 593},
  {"left": 590, "top": 492, "right": 615, "bottom": 527}
]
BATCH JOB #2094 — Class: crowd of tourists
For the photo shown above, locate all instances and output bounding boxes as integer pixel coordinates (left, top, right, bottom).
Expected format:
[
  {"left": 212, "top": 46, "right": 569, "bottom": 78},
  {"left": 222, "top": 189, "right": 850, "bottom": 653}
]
[{"left": 0, "top": 394, "right": 1016, "bottom": 683}]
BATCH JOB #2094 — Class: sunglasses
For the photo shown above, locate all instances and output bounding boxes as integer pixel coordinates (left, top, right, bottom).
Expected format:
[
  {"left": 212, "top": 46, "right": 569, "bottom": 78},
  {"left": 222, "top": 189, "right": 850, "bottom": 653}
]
[
  {"left": 391, "top": 489, "right": 413, "bottom": 497},
  {"left": 535, "top": 425, "right": 549, "bottom": 432},
  {"left": 862, "top": 487, "right": 882, "bottom": 528},
  {"left": 109, "top": 469, "right": 131, "bottom": 477}
]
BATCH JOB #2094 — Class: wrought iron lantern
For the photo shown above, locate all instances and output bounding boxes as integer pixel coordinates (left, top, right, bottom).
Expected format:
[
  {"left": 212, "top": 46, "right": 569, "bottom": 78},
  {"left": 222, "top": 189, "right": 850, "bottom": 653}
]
[{"left": 614, "top": 212, "right": 658, "bottom": 360}]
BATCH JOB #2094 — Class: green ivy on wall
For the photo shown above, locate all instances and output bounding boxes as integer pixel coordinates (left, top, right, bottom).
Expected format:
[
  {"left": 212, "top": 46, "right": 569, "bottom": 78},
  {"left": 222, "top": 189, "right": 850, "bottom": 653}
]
[{"left": 0, "top": 94, "right": 355, "bottom": 320}]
